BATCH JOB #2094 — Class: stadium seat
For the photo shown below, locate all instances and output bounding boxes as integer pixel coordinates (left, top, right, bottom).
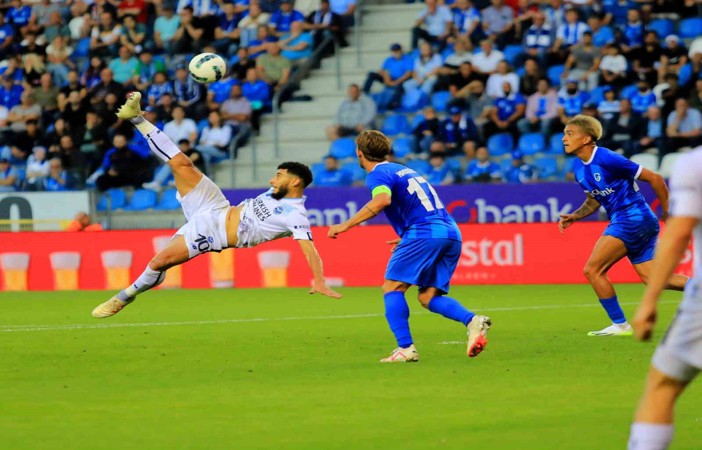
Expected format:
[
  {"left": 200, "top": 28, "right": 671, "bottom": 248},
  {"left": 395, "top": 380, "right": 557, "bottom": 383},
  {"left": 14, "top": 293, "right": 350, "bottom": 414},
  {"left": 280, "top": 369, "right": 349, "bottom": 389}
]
[
  {"left": 678, "top": 18, "right": 702, "bottom": 39},
  {"left": 446, "top": 158, "right": 463, "bottom": 178},
  {"left": 533, "top": 155, "right": 560, "bottom": 180},
  {"left": 341, "top": 161, "right": 366, "bottom": 183},
  {"left": 589, "top": 86, "right": 607, "bottom": 105},
  {"left": 648, "top": 19, "right": 674, "bottom": 39},
  {"left": 547, "top": 65, "right": 565, "bottom": 87},
  {"left": 515, "top": 66, "right": 526, "bottom": 77},
  {"left": 410, "top": 114, "right": 425, "bottom": 130},
  {"left": 154, "top": 189, "right": 181, "bottom": 210},
  {"left": 678, "top": 64, "right": 693, "bottom": 87},
  {"left": 430, "top": 91, "right": 451, "bottom": 113},
  {"left": 311, "top": 162, "right": 325, "bottom": 181},
  {"left": 547, "top": 133, "right": 564, "bottom": 154},
  {"left": 96, "top": 189, "right": 127, "bottom": 211},
  {"left": 399, "top": 89, "right": 428, "bottom": 113},
  {"left": 328, "top": 137, "right": 357, "bottom": 160},
  {"left": 404, "top": 159, "right": 431, "bottom": 174},
  {"left": 124, "top": 189, "right": 157, "bottom": 211},
  {"left": 630, "top": 153, "right": 659, "bottom": 172},
  {"left": 503, "top": 45, "right": 525, "bottom": 66},
  {"left": 392, "top": 136, "right": 415, "bottom": 159},
  {"left": 518, "top": 133, "right": 546, "bottom": 156},
  {"left": 562, "top": 156, "right": 577, "bottom": 178},
  {"left": 658, "top": 152, "right": 682, "bottom": 178},
  {"left": 487, "top": 133, "right": 514, "bottom": 157},
  {"left": 621, "top": 84, "right": 638, "bottom": 100},
  {"left": 70, "top": 38, "right": 90, "bottom": 61},
  {"left": 500, "top": 158, "right": 513, "bottom": 175},
  {"left": 381, "top": 114, "right": 411, "bottom": 136}
]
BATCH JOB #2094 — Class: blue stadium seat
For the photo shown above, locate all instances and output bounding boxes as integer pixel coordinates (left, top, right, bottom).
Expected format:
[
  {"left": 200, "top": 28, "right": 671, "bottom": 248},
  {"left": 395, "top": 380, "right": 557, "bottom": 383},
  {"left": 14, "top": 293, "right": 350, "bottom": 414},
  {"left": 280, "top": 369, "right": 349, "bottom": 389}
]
[
  {"left": 197, "top": 119, "right": 209, "bottom": 135},
  {"left": 404, "top": 159, "right": 431, "bottom": 174},
  {"left": 518, "top": 132, "right": 546, "bottom": 156},
  {"left": 533, "top": 156, "right": 559, "bottom": 180},
  {"left": 311, "top": 162, "right": 325, "bottom": 181},
  {"left": 589, "top": 86, "right": 606, "bottom": 105},
  {"left": 124, "top": 189, "right": 157, "bottom": 211},
  {"left": 562, "top": 156, "right": 577, "bottom": 178},
  {"left": 381, "top": 114, "right": 411, "bottom": 136},
  {"left": 648, "top": 19, "right": 674, "bottom": 39},
  {"left": 679, "top": 63, "right": 693, "bottom": 87},
  {"left": 399, "top": 89, "right": 428, "bottom": 113},
  {"left": 500, "top": 158, "right": 513, "bottom": 175},
  {"left": 547, "top": 65, "right": 565, "bottom": 87},
  {"left": 341, "top": 161, "right": 366, "bottom": 183},
  {"left": 70, "top": 38, "right": 90, "bottom": 61},
  {"left": 392, "top": 136, "right": 415, "bottom": 158},
  {"left": 679, "top": 18, "right": 702, "bottom": 39},
  {"left": 515, "top": 66, "right": 526, "bottom": 77},
  {"left": 410, "top": 114, "right": 425, "bottom": 130},
  {"left": 621, "top": 84, "right": 638, "bottom": 100},
  {"left": 430, "top": 91, "right": 451, "bottom": 113},
  {"left": 446, "top": 158, "right": 463, "bottom": 178},
  {"left": 96, "top": 189, "right": 127, "bottom": 211},
  {"left": 154, "top": 189, "right": 181, "bottom": 210},
  {"left": 328, "top": 137, "right": 357, "bottom": 159},
  {"left": 503, "top": 45, "right": 525, "bottom": 66},
  {"left": 547, "top": 133, "right": 564, "bottom": 154},
  {"left": 487, "top": 133, "right": 514, "bottom": 157}
]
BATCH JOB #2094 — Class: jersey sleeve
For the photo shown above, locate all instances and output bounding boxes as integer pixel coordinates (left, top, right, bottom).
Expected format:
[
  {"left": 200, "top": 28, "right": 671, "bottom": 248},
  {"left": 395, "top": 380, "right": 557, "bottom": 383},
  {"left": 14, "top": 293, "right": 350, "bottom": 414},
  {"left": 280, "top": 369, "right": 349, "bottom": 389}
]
[
  {"left": 366, "top": 167, "right": 394, "bottom": 198},
  {"left": 669, "top": 154, "right": 702, "bottom": 219},
  {"left": 287, "top": 213, "right": 313, "bottom": 240},
  {"left": 603, "top": 150, "right": 642, "bottom": 179}
]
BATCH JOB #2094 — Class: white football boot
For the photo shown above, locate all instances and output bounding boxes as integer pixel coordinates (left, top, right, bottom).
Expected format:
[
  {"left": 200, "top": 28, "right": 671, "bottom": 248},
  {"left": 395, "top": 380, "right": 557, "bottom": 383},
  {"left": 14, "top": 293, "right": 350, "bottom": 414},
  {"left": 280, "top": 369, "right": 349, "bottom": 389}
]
[
  {"left": 92, "top": 296, "right": 133, "bottom": 318},
  {"left": 380, "top": 344, "right": 420, "bottom": 363},
  {"left": 116, "top": 91, "right": 143, "bottom": 120},
  {"left": 587, "top": 323, "right": 633, "bottom": 336},
  {"left": 467, "top": 315, "right": 492, "bottom": 357}
]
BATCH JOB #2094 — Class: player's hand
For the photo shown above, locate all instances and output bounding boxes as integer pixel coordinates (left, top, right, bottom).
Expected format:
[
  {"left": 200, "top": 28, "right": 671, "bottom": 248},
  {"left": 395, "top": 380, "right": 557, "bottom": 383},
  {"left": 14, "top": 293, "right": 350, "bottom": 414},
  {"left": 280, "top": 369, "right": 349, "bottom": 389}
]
[
  {"left": 632, "top": 299, "right": 658, "bottom": 341},
  {"left": 558, "top": 213, "right": 576, "bottom": 233},
  {"left": 386, "top": 238, "right": 401, "bottom": 252},
  {"left": 328, "top": 223, "right": 349, "bottom": 239},
  {"left": 310, "top": 280, "right": 342, "bottom": 299}
]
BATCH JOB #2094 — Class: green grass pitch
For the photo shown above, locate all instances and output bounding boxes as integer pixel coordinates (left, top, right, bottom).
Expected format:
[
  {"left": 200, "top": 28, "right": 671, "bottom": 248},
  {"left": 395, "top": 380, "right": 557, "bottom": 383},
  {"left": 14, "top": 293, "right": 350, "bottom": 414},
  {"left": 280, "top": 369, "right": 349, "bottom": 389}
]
[{"left": 1, "top": 284, "right": 699, "bottom": 450}]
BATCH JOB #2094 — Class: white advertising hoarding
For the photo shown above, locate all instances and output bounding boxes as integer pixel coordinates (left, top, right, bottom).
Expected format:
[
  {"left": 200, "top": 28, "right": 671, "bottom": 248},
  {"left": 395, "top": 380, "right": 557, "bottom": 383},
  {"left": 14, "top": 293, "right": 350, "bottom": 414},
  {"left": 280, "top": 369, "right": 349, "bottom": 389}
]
[{"left": 0, "top": 192, "right": 91, "bottom": 231}]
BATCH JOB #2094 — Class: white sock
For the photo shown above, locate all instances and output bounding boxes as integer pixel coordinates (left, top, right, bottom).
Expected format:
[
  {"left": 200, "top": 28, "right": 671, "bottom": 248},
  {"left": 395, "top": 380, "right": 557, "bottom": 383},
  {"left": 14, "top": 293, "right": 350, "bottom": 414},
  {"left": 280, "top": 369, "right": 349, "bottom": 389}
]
[
  {"left": 628, "top": 423, "right": 674, "bottom": 450},
  {"left": 116, "top": 266, "right": 166, "bottom": 301},
  {"left": 131, "top": 118, "right": 180, "bottom": 163}
]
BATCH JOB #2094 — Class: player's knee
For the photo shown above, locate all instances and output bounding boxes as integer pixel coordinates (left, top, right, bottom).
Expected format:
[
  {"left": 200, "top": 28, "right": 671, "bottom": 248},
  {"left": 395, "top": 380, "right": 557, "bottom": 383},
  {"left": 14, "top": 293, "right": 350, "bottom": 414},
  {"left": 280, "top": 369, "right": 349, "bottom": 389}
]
[
  {"left": 583, "top": 264, "right": 600, "bottom": 281},
  {"left": 416, "top": 293, "right": 432, "bottom": 308},
  {"left": 171, "top": 153, "right": 194, "bottom": 170},
  {"left": 149, "top": 255, "right": 171, "bottom": 272}
]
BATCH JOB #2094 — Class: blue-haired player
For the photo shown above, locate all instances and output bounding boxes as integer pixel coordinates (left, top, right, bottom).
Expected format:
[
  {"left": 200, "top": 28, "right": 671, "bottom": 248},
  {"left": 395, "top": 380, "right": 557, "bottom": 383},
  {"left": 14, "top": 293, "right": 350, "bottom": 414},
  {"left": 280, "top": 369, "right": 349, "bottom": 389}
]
[
  {"left": 328, "top": 130, "right": 491, "bottom": 362},
  {"left": 558, "top": 115, "right": 689, "bottom": 336}
]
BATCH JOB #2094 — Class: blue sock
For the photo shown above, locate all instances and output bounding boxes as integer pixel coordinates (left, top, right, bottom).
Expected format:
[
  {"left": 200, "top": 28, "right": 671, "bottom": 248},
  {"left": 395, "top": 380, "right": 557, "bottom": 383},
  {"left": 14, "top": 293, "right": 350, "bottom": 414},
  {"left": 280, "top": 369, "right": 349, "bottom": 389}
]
[
  {"left": 599, "top": 296, "right": 626, "bottom": 324},
  {"left": 428, "top": 296, "right": 475, "bottom": 326},
  {"left": 383, "top": 291, "right": 413, "bottom": 348}
]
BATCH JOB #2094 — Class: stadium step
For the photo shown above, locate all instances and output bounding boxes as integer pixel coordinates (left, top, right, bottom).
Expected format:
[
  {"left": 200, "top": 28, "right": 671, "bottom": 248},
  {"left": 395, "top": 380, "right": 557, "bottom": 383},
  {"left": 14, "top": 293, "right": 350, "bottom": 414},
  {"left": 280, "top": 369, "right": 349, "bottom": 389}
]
[{"left": 360, "top": 4, "right": 424, "bottom": 30}]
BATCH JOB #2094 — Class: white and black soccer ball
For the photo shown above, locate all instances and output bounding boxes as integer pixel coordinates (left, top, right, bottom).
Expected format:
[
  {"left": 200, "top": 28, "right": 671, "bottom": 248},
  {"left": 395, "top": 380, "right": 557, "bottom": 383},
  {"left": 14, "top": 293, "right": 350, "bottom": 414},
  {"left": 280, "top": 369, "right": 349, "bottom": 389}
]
[{"left": 188, "top": 53, "right": 227, "bottom": 84}]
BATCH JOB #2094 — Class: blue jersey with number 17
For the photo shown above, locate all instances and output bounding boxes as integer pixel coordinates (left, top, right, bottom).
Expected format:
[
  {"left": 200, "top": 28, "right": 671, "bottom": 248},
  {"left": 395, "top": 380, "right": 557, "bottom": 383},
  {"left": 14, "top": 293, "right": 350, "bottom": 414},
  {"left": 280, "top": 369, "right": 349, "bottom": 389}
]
[{"left": 366, "top": 162, "right": 462, "bottom": 241}]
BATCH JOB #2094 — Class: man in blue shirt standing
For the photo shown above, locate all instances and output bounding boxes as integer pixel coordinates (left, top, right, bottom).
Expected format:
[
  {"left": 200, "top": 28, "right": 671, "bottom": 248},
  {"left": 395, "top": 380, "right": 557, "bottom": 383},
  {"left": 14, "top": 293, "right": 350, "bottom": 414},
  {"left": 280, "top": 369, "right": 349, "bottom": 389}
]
[
  {"left": 558, "top": 115, "right": 688, "bottom": 336},
  {"left": 328, "top": 130, "right": 492, "bottom": 362}
]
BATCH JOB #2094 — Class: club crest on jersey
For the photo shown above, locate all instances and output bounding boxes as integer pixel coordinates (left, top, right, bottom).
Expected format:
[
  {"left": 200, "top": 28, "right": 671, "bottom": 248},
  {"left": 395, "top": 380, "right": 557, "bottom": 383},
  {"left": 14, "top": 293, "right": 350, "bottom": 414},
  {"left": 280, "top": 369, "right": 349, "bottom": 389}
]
[
  {"left": 594, "top": 173, "right": 601, "bottom": 181},
  {"left": 274, "top": 206, "right": 284, "bottom": 215}
]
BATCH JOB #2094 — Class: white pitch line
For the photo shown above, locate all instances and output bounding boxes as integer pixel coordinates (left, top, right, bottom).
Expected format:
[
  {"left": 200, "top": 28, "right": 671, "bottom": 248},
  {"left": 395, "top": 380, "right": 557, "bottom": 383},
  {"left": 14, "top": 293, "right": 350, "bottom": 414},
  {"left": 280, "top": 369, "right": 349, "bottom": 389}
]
[{"left": 0, "top": 300, "right": 679, "bottom": 333}]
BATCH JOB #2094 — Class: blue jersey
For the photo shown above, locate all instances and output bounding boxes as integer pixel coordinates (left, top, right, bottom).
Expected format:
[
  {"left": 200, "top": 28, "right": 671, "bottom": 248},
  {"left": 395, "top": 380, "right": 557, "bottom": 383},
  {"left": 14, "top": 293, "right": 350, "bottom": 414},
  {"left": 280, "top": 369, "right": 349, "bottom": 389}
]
[
  {"left": 572, "top": 146, "right": 656, "bottom": 223},
  {"left": 366, "top": 162, "right": 461, "bottom": 241}
]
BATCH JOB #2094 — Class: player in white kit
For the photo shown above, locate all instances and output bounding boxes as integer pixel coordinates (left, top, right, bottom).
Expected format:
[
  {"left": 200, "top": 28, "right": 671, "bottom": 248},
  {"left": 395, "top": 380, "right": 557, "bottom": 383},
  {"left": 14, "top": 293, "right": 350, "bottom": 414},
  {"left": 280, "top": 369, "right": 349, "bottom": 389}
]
[
  {"left": 92, "top": 92, "right": 342, "bottom": 318},
  {"left": 627, "top": 147, "right": 702, "bottom": 450}
]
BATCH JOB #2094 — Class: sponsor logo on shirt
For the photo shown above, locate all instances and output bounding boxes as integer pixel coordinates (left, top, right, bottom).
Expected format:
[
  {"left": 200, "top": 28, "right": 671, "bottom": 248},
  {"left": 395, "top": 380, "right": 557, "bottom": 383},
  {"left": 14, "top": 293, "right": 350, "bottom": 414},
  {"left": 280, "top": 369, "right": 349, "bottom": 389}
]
[{"left": 587, "top": 188, "right": 615, "bottom": 197}]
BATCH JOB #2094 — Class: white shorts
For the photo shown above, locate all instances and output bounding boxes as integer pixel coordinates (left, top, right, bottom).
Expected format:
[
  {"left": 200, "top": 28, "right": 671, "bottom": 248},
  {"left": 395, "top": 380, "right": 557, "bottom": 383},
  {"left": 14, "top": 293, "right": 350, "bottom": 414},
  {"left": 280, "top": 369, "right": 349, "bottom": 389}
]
[
  {"left": 174, "top": 176, "right": 230, "bottom": 259},
  {"left": 652, "top": 303, "right": 702, "bottom": 382}
]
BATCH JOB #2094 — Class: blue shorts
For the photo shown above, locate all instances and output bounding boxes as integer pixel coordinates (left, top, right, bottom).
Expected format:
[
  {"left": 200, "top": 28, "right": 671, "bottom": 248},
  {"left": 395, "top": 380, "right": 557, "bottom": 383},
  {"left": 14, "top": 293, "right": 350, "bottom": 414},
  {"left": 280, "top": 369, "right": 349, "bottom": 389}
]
[
  {"left": 385, "top": 238, "right": 461, "bottom": 294},
  {"left": 603, "top": 217, "right": 660, "bottom": 264}
]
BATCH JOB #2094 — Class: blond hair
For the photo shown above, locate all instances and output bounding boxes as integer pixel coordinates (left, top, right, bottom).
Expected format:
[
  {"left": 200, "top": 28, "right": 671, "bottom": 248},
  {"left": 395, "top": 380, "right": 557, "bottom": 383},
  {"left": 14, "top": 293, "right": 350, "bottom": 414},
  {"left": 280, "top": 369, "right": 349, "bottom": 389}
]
[
  {"left": 356, "top": 130, "right": 391, "bottom": 162},
  {"left": 566, "top": 114, "right": 603, "bottom": 142}
]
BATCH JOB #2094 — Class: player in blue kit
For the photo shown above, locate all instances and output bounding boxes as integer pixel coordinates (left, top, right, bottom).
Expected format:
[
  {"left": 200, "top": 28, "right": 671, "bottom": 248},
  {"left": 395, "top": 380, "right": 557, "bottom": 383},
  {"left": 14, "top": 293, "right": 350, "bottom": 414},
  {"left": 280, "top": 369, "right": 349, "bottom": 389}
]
[
  {"left": 328, "top": 130, "right": 491, "bottom": 362},
  {"left": 558, "top": 115, "right": 689, "bottom": 336}
]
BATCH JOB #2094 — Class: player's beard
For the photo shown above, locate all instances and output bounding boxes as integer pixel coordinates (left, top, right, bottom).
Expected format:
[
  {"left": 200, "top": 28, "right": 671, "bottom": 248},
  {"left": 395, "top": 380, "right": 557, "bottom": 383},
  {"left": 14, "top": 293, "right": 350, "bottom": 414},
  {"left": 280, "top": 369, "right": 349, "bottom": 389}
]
[{"left": 271, "top": 186, "right": 288, "bottom": 200}]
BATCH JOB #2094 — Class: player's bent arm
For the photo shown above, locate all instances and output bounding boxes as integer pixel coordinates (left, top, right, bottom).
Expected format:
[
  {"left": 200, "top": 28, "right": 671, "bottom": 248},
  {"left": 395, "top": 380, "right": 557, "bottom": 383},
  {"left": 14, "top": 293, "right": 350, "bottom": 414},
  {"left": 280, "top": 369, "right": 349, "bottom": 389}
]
[
  {"left": 571, "top": 195, "right": 601, "bottom": 221},
  {"left": 344, "top": 192, "right": 391, "bottom": 230},
  {"left": 297, "top": 239, "right": 327, "bottom": 284},
  {"left": 638, "top": 168, "right": 669, "bottom": 218}
]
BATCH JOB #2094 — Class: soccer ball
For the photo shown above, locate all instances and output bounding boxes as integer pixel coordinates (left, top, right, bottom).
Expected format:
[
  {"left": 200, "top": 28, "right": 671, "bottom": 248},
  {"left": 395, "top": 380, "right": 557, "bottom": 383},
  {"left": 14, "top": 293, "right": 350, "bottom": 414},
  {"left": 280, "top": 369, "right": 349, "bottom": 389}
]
[{"left": 188, "top": 53, "right": 226, "bottom": 83}]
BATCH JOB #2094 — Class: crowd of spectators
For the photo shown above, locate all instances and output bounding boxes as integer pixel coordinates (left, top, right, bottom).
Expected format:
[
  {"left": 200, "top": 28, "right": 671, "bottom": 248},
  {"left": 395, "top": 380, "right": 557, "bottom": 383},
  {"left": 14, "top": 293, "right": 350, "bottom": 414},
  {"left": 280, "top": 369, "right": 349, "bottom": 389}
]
[{"left": 0, "top": 0, "right": 355, "bottom": 193}]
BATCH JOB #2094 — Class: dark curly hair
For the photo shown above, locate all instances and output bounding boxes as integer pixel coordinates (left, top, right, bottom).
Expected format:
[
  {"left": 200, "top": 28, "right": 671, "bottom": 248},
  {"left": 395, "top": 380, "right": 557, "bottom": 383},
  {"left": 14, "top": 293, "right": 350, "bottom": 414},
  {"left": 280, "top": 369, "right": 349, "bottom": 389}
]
[{"left": 278, "top": 161, "right": 313, "bottom": 187}]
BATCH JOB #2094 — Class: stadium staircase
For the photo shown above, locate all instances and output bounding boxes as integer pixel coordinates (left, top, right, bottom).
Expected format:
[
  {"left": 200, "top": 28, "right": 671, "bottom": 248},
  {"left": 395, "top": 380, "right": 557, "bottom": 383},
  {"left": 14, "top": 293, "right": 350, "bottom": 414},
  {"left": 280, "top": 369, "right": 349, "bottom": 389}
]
[{"left": 213, "top": 1, "right": 423, "bottom": 188}]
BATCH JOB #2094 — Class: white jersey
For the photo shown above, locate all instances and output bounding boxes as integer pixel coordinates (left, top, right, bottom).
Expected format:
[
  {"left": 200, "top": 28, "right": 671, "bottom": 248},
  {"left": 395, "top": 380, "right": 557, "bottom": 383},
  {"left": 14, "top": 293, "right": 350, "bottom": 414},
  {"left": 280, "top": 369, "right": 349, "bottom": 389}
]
[
  {"left": 669, "top": 148, "right": 702, "bottom": 312},
  {"left": 235, "top": 188, "right": 312, "bottom": 248}
]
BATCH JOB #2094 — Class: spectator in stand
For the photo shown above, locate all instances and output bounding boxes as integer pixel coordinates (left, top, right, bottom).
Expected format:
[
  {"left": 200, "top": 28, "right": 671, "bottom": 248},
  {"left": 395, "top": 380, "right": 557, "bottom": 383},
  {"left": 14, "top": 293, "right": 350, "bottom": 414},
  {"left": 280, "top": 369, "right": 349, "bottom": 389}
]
[
  {"left": 362, "top": 43, "right": 412, "bottom": 110},
  {"left": 205, "top": 75, "right": 238, "bottom": 112},
  {"left": 329, "top": 0, "right": 355, "bottom": 29},
  {"left": 108, "top": 46, "right": 139, "bottom": 85},
  {"left": 242, "top": 67, "right": 271, "bottom": 131},
  {"left": 82, "top": 57, "right": 107, "bottom": 91},
  {"left": 175, "top": 0, "right": 221, "bottom": 17},
  {"left": 119, "top": 14, "right": 146, "bottom": 54},
  {"left": 0, "top": 157, "right": 18, "bottom": 191},
  {"left": 465, "top": 80, "right": 493, "bottom": 136},
  {"left": 450, "top": 0, "right": 481, "bottom": 46},
  {"left": 239, "top": 4, "right": 271, "bottom": 47},
  {"left": 440, "top": 105, "right": 480, "bottom": 157},
  {"left": 90, "top": 11, "right": 122, "bottom": 58},
  {"left": 147, "top": 72, "right": 175, "bottom": 108},
  {"left": 50, "top": 134, "right": 86, "bottom": 177},
  {"left": 34, "top": 73, "right": 60, "bottom": 124},
  {"left": 43, "top": 157, "right": 76, "bottom": 191},
  {"left": 447, "top": 61, "right": 480, "bottom": 104},
  {"left": 88, "top": 68, "right": 124, "bottom": 107},
  {"left": 23, "top": 146, "right": 49, "bottom": 191},
  {"left": 77, "top": 111, "right": 109, "bottom": 172},
  {"left": 618, "top": 9, "right": 644, "bottom": 58},
  {"left": 153, "top": 3, "right": 180, "bottom": 55},
  {"left": 600, "top": 98, "right": 641, "bottom": 156},
  {"left": 230, "top": 47, "right": 256, "bottom": 81},
  {"left": 557, "top": 78, "right": 590, "bottom": 126},
  {"left": 8, "top": 91, "right": 41, "bottom": 134},
  {"left": 423, "top": 151, "right": 455, "bottom": 186},
  {"left": 278, "top": 20, "right": 314, "bottom": 64},
  {"left": 586, "top": 14, "right": 614, "bottom": 47},
  {"left": 142, "top": 139, "right": 206, "bottom": 191},
  {"left": 660, "top": 35, "right": 689, "bottom": 82},
  {"left": 464, "top": 146, "right": 501, "bottom": 183},
  {"left": 61, "top": 90, "right": 89, "bottom": 132},
  {"left": 434, "top": 38, "right": 473, "bottom": 92},
  {"left": 172, "top": 6, "right": 205, "bottom": 54},
  {"left": 220, "top": 84, "right": 252, "bottom": 156},
  {"left": 248, "top": 25, "right": 279, "bottom": 60},
  {"left": 118, "top": 0, "right": 147, "bottom": 24},
  {"left": 13, "top": 119, "right": 46, "bottom": 156},
  {"left": 634, "top": 105, "right": 665, "bottom": 156},
  {"left": 0, "top": 76, "right": 23, "bottom": 110},
  {"left": 503, "top": 150, "right": 536, "bottom": 183},
  {"left": 481, "top": 0, "right": 514, "bottom": 48},
  {"left": 0, "top": 12, "right": 15, "bottom": 61},
  {"left": 58, "top": 71, "right": 87, "bottom": 107},
  {"left": 32, "top": 0, "right": 63, "bottom": 30},
  {"left": 486, "top": 60, "right": 519, "bottom": 98},
  {"left": 597, "top": 85, "right": 619, "bottom": 121},
  {"left": 522, "top": 11, "right": 553, "bottom": 66},
  {"left": 404, "top": 41, "right": 443, "bottom": 96},
  {"left": 689, "top": 79, "right": 702, "bottom": 113},
  {"left": 562, "top": 30, "right": 600, "bottom": 92},
  {"left": 519, "top": 58, "right": 542, "bottom": 97},
  {"left": 472, "top": 39, "right": 504, "bottom": 80},
  {"left": 630, "top": 77, "right": 657, "bottom": 117},
  {"left": 172, "top": 63, "right": 205, "bottom": 119},
  {"left": 411, "top": 0, "right": 452, "bottom": 51},
  {"left": 598, "top": 43, "right": 628, "bottom": 89},
  {"left": 45, "top": 34, "right": 74, "bottom": 87},
  {"left": 411, "top": 106, "right": 442, "bottom": 155},
  {"left": 518, "top": 77, "right": 558, "bottom": 136},
  {"left": 485, "top": 81, "right": 526, "bottom": 140},
  {"left": 270, "top": 0, "right": 305, "bottom": 37},
  {"left": 7, "top": 0, "right": 33, "bottom": 35},
  {"left": 326, "top": 83, "right": 376, "bottom": 141},
  {"left": 65, "top": 212, "right": 104, "bottom": 231},
  {"left": 257, "top": 42, "right": 295, "bottom": 107},
  {"left": 315, "top": 155, "right": 353, "bottom": 187},
  {"left": 94, "top": 134, "right": 150, "bottom": 191},
  {"left": 632, "top": 31, "right": 663, "bottom": 87},
  {"left": 212, "top": 1, "right": 241, "bottom": 57},
  {"left": 164, "top": 106, "right": 198, "bottom": 145},
  {"left": 551, "top": 7, "right": 589, "bottom": 64},
  {"left": 305, "top": 0, "right": 343, "bottom": 53},
  {"left": 666, "top": 98, "right": 702, "bottom": 151},
  {"left": 196, "top": 110, "right": 233, "bottom": 161}
]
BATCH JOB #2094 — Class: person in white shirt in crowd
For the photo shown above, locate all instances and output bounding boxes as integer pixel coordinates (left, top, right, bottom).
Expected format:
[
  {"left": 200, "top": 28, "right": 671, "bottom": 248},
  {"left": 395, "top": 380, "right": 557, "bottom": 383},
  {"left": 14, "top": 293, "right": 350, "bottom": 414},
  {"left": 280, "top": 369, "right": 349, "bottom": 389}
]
[
  {"left": 164, "top": 106, "right": 198, "bottom": 145},
  {"left": 599, "top": 43, "right": 628, "bottom": 89},
  {"left": 23, "top": 146, "right": 49, "bottom": 191},
  {"left": 551, "top": 7, "right": 589, "bottom": 63},
  {"left": 472, "top": 39, "right": 504, "bottom": 79},
  {"left": 480, "top": 0, "right": 514, "bottom": 48},
  {"left": 411, "top": 0, "right": 452, "bottom": 50},
  {"left": 196, "top": 110, "right": 233, "bottom": 161},
  {"left": 404, "top": 41, "right": 443, "bottom": 96},
  {"left": 326, "top": 83, "right": 376, "bottom": 140},
  {"left": 517, "top": 77, "right": 558, "bottom": 136},
  {"left": 486, "top": 60, "right": 519, "bottom": 98}
]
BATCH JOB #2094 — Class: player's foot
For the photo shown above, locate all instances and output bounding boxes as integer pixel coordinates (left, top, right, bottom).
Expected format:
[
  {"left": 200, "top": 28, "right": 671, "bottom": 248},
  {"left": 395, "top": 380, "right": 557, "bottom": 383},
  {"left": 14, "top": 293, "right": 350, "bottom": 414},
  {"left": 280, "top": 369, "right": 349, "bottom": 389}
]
[
  {"left": 116, "top": 91, "right": 143, "bottom": 120},
  {"left": 467, "top": 315, "right": 491, "bottom": 357},
  {"left": 91, "top": 296, "right": 133, "bottom": 318},
  {"left": 380, "top": 344, "right": 419, "bottom": 363},
  {"left": 587, "top": 323, "right": 633, "bottom": 336},
  {"left": 142, "top": 180, "right": 161, "bottom": 191}
]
